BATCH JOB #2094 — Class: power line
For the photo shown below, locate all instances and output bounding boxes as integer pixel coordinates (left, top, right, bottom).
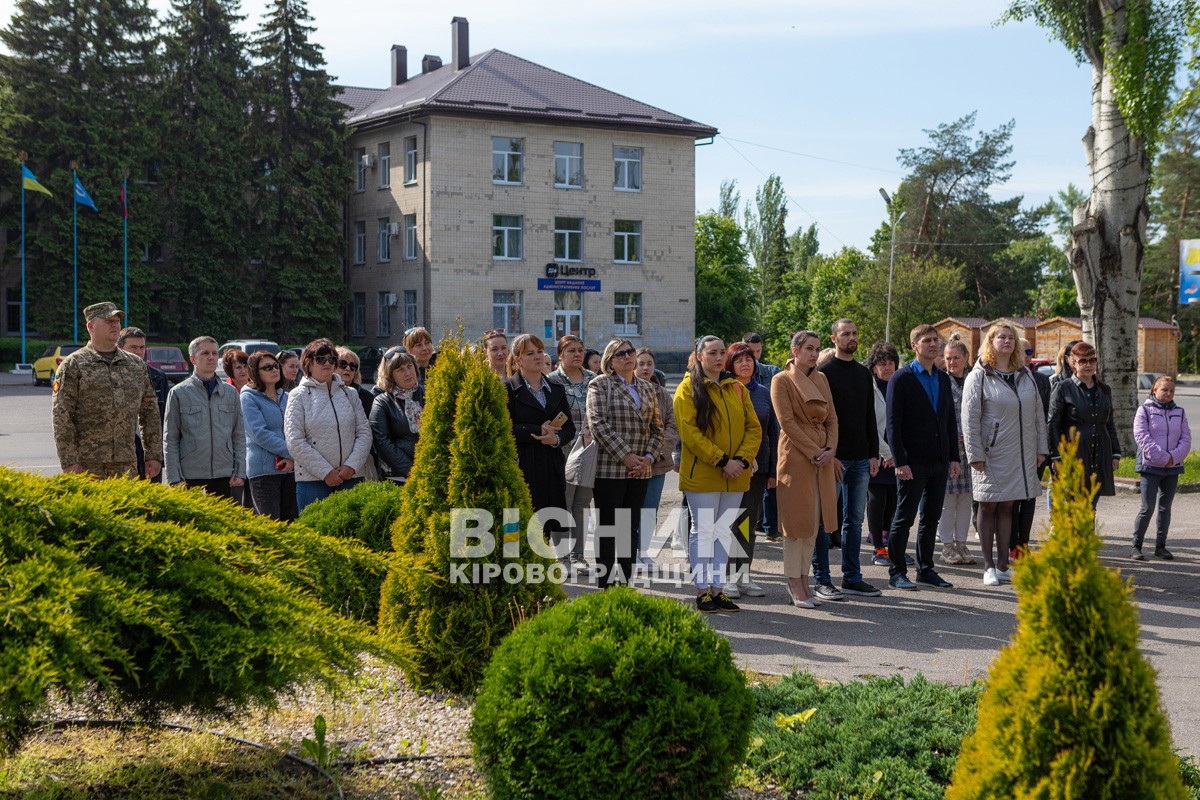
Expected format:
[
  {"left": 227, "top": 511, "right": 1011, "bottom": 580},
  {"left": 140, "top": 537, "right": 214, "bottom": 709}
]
[{"left": 720, "top": 135, "right": 906, "bottom": 176}]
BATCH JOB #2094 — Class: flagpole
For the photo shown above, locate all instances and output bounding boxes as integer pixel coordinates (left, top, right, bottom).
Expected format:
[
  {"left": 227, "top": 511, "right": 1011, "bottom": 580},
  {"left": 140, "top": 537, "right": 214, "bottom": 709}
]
[
  {"left": 20, "top": 161, "right": 26, "bottom": 365},
  {"left": 72, "top": 164, "right": 78, "bottom": 344},
  {"left": 123, "top": 176, "right": 128, "bottom": 317}
]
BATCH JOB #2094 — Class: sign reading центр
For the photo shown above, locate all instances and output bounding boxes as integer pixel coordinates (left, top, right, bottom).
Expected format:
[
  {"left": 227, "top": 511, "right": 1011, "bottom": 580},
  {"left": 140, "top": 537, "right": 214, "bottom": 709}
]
[{"left": 537, "top": 278, "right": 601, "bottom": 292}]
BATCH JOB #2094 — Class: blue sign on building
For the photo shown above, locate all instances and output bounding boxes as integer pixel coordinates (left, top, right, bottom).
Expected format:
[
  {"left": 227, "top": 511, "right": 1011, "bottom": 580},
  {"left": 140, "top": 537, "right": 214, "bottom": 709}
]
[{"left": 537, "top": 278, "right": 601, "bottom": 292}]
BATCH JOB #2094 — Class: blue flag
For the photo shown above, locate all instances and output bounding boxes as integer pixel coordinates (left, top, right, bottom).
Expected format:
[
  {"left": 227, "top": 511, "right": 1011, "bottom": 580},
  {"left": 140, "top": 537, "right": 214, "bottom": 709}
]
[{"left": 74, "top": 175, "right": 97, "bottom": 212}]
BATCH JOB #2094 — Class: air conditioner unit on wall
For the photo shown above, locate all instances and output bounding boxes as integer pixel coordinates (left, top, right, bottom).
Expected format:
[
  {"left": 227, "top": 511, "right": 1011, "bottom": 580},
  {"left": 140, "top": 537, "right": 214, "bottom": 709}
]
[
  {"left": 361, "top": 153, "right": 376, "bottom": 169},
  {"left": 387, "top": 222, "right": 402, "bottom": 237},
  {"left": 385, "top": 292, "right": 398, "bottom": 307}
]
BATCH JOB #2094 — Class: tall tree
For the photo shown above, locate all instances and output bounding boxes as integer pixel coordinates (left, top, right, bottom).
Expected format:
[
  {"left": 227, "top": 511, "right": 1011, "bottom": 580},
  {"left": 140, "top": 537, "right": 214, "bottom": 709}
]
[
  {"left": 158, "top": 0, "right": 253, "bottom": 339},
  {"left": 717, "top": 178, "right": 740, "bottom": 220},
  {"left": 695, "top": 212, "right": 756, "bottom": 342},
  {"left": 1001, "top": 0, "right": 1197, "bottom": 452},
  {"left": 0, "top": 0, "right": 162, "bottom": 336},
  {"left": 743, "top": 174, "right": 789, "bottom": 314},
  {"left": 249, "top": 0, "right": 350, "bottom": 341}
]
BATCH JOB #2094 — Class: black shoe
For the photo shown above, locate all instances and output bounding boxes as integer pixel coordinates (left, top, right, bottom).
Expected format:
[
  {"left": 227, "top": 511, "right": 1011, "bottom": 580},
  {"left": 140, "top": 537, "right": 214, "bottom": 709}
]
[
  {"left": 916, "top": 571, "right": 953, "bottom": 589},
  {"left": 841, "top": 580, "right": 882, "bottom": 597},
  {"left": 1131, "top": 547, "right": 1145, "bottom": 561},
  {"left": 712, "top": 592, "right": 741, "bottom": 612},
  {"left": 696, "top": 591, "right": 717, "bottom": 613},
  {"left": 1155, "top": 546, "right": 1174, "bottom": 561}
]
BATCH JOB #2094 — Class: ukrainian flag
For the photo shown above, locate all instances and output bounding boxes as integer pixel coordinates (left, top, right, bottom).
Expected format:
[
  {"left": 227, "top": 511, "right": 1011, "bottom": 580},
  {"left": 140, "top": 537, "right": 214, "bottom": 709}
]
[{"left": 22, "top": 164, "right": 52, "bottom": 197}]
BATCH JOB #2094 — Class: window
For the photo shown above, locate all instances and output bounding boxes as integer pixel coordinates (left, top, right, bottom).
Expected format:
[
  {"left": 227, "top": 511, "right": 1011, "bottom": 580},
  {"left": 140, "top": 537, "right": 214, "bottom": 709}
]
[
  {"left": 404, "top": 290, "right": 418, "bottom": 329},
  {"left": 378, "top": 292, "right": 392, "bottom": 336},
  {"left": 355, "top": 147, "right": 366, "bottom": 192},
  {"left": 614, "top": 146, "right": 642, "bottom": 191},
  {"left": 493, "top": 214, "right": 523, "bottom": 259},
  {"left": 5, "top": 288, "right": 20, "bottom": 335},
  {"left": 614, "top": 292, "right": 642, "bottom": 336},
  {"left": 404, "top": 214, "right": 417, "bottom": 260},
  {"left": 493, "top": 290, "right": 523, "bottom": 333},
  {"left": 554, "top": 142, "right": 583, "bottom": 188},
  {"left": 613, "top": 220, "right": 641, "bottom": 263},
  {"left": 492, "top": 137, "right": 523, "bottom": 184},
  {"left": 377, "top": 217, "right": 391, "bottom": 262},
  {"left": 554, "top": 217, "right": 583, "bottom": 262},
  {"left": 353, "top": 221, "right": 366, "bottom": 264},
  {"left": 404, "top": 136, "right": 418, "bottom": 183},
  {"left": 378, "top": 142, "right": 391, "bottom": 188},
  {"left": 352, "top": 293, "right": 366, "bottom": 336}
]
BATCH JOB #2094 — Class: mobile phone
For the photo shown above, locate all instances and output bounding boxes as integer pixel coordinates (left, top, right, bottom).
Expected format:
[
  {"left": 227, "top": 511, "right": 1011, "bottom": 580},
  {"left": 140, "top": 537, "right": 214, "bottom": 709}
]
[
  {"left": 549, "top": 411, "right": 569, "bottom": 429},
  {"left": 275, "top": 456, "right": 286, "bottom": 470}
]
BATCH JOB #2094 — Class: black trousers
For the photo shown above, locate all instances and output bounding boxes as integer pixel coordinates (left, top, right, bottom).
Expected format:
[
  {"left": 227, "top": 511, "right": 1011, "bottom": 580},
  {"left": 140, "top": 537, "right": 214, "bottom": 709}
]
[
  {"left": 190, "top": 477, "right": 233, "bottom": 500},
  {"left": 592, "top": 477, "right": 650, "bottom": 589},
  {"left": 730, "top": 472, "right": 768, "bottom": 576},
  {"left": 888, "top": 460, "right": 948, "bottom": 578},
  {"left": 249, "top": 472, "right": 299, "bottom": 521}
]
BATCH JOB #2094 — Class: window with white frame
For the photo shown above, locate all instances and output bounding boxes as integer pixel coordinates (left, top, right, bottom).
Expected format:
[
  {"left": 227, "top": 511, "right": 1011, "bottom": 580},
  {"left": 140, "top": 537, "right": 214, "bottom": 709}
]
[
  {"left": 492, "top": 137, "right": 523, "bottom": 184},
  {"left": 354, "top": 147, "right": 366, "bottom": 192},
  {"left": 403, "top": 290, "right": 417, "bottom": 329},
  {"left": 404, "top": 214, "right": 417, "bottom": 260},
  {"left": 613, "top": 292, "right": 641, "bottom": 336},
  {"left": 353, "top": 221, "right": 366, "bottom": 264},
  {"left": 352, "top": 292, "right": 366, "bottom": 336},
  {"left": 378, "top": 292, "right": 392, "bottom": 336},
  {"left": 554, "top": 141, "right": 583, "bottom": 188},
  {"left": 613, "top": 220, "right": 641, "bottom": 263},
  {"left": 378, "top": 142, "right": 391, "bottom": 188},
  {"left": 554, "top": 217, "right": 583, "bottom": 262},
  {"left": 613, "top": 146, "right": 642, "bottom": 191},
  {"left": 493, "top": 214, "right": 523, "bottom": 259},
  {"left": 377, "top": 217, "right": 391, "bottom": 262},
  {"left": 404, "top": 136, "right": 418, "bottom": 183},
  {"left": 493, "top": 290, "right": 522, "bottom": 333}
]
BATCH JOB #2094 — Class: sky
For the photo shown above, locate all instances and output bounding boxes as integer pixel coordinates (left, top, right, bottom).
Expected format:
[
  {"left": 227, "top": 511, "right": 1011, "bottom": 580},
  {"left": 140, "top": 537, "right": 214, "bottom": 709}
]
[{"left": 0, "top": 0, "right": 1096, "bottom": 253}]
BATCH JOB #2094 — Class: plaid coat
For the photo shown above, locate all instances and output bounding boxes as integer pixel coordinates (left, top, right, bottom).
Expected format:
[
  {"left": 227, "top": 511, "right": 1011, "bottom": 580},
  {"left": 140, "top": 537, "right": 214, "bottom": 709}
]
[{"left": 586, "top": 373, "right": 665, "bottom": 481}]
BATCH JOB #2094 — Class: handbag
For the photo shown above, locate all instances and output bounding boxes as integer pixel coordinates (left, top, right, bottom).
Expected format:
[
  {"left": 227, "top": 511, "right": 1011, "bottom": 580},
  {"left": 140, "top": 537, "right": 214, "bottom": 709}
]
[{"left": 565, "top": 434, "right": 597, "bottom": 488}]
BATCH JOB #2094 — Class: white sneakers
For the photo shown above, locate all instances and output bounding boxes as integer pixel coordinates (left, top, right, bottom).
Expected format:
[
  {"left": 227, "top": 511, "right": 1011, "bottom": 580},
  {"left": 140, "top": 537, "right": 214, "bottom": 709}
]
[
  {"left": 983, "top": 568, "right": 1000, "bottom": 586},
  {"left": 721, "top": 582, "right": 741, "bottom": 599},
  {"left": 995, "top": 567, "right": 1014, "bottom": 583},
  {"left": 739, "top": 579, "right": 767, "bottom": 597}
]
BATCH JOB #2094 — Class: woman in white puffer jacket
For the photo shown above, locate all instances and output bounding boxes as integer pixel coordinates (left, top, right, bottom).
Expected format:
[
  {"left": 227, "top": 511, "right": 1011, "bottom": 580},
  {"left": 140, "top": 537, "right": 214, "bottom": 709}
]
[
  {"left": 961, "top": 323, "right": 1047, "bottom": 587},
  {"left": 285, "top": 338, "right": 373, "bottom": 511}
]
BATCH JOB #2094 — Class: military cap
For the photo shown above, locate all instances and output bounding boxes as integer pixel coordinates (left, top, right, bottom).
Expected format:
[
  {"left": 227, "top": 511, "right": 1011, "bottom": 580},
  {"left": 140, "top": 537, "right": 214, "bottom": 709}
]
[{"left": 83, "top": 302, "right": 126, "bottom": 322}]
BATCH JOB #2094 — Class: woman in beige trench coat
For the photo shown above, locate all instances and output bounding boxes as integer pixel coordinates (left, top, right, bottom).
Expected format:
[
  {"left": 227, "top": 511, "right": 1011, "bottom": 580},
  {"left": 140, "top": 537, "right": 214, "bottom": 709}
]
[{"left": 771, "top": 330, "right": 840, "bottom": 609}]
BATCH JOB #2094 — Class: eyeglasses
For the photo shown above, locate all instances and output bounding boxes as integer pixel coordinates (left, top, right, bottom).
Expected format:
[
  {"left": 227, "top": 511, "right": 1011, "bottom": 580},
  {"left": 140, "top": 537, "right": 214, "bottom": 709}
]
[
  {"left": 384, "top": 346, "right": 406, "bottom": 358},
  {"left": 405, "top": 326, "right": 427, "bottom": 336},
  {"left": 313, "top": 355, "right": 337, "bottom": 366},
  {"left": 613, "top": 348, "right": 636, "bottom": 359},
  {"left": 338, "top": 360, "right": 359, "bottom": 370},
  {"left": 1074, "top": 356, "right": 1098, "bottom": 365},
  {"left": 1024, "top": 349, "right": 1034, "bottom": 356},
  {"left": 258, "top": 362, "right": 280, "bottom": 371}
]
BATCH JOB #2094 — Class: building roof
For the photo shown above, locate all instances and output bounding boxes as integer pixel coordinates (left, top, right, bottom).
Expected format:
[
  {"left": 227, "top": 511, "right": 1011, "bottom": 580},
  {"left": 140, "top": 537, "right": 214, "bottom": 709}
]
[
  {"left": 344, "top": 49, "right": 718, "bottom": 138},
  {"left": 1034, "top": 316, "right": 1177, "bottom": 330},
  {"left": 934, "top": 317, "right": 989, "bottom": 329}
]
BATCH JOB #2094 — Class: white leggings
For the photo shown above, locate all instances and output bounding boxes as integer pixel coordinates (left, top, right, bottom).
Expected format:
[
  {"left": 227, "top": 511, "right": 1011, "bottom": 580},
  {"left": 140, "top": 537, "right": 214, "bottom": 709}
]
[
  {"left": 938, "top": 491, "right": 973, "bottom": 545},
  {"left": 684, "top": 490, "right": 742, "bottom": 591}
]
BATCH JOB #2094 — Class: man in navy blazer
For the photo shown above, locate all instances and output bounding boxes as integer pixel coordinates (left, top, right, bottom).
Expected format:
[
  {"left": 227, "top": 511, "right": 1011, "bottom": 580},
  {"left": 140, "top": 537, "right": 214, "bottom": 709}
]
[{"left": 884, "top": 323, "right": 961, "bottom": 590}]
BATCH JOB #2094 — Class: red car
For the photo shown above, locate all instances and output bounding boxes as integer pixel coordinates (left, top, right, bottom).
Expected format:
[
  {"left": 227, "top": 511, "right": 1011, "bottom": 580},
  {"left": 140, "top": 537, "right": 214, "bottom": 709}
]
[{"left": 146, "top": 346, "right": 190, "bottom": 382}]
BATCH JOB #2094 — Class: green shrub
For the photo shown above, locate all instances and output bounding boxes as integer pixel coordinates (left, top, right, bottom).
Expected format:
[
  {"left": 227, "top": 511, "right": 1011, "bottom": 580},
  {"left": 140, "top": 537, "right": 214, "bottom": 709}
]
[
  {"left": 298, "top": 479, "right": 404, "bottom": 554},
  {"left": 745, "top": 672, "right": 980, "bottom": 799},
  {"left": 471, "top": 587, "right": 753, "bottom": 800},
  {"left": 948, "top": 437, "right": 1188, "bottom": 799},
  {"left": 379, "top": 340, "right": 563, "bottom": 693},
  {"left": 0, "top": 467, "right": 391, "bottom": 754}
]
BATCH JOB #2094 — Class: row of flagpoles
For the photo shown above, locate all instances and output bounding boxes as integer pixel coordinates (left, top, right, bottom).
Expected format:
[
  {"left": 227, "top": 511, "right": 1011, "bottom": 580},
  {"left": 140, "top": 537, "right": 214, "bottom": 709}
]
[{"left": 18, "top": 163, "right": 128, "bottom": 363}]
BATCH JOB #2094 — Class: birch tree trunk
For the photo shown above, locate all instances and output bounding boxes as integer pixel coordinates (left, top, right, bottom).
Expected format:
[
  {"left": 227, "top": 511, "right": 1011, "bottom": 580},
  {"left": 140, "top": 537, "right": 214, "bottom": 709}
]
[{"left": 1069, "top": 0, "right": 1146, "bottom": 456}]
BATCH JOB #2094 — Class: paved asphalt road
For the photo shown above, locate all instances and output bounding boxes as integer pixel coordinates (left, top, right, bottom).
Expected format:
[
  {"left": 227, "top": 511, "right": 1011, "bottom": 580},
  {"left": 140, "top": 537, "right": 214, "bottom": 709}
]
[{"left": 3, "top": 373, "right": 1198, "bottom": 757}]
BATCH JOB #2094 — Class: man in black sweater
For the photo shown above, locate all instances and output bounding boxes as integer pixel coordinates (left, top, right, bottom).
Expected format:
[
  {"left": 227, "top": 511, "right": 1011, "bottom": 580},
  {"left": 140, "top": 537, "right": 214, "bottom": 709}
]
[
  {"left": 884, "top": 323, "right": 960, "bottom": 590},
  {"left": 814, "top": 319, "right": 882, "bottom": 600}
]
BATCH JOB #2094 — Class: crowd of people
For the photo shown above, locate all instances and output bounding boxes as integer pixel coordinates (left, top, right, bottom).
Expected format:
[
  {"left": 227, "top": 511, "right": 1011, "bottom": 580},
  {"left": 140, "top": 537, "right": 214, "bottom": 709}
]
[{"left": 51, "top": 302, "right": 1191, "bottom": 616}]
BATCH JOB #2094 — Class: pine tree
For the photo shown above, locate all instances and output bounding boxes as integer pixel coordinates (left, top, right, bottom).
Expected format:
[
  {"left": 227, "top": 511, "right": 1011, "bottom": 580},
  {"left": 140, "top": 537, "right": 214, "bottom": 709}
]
[
  {"left": 248, "top": 0, "right": 348, "bottom": 341},
  {"left": 0, "top": 0, "right": 163, "bottom": 335},
  {"left": 379, "top": 338, "right": 564, "bottom": 693},
  {"left": 157, "top": 0, "right": 254, "bottom": 338},
  {"left": 948, "top": 437, "right": 1187, "bottom": 799}
]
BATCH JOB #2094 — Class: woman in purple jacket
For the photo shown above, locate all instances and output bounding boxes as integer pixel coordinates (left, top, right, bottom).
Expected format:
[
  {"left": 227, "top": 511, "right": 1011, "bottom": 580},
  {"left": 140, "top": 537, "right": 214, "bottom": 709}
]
[{"left": 1131, "top": 376, "right": 1191, "bottom": 560}]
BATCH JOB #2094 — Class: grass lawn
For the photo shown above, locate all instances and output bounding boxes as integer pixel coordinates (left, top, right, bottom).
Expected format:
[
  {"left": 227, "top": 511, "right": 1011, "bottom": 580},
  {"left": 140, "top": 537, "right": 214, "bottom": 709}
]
[{"left": 1114, "top": 451, "right": 1200, "bottom": 486}]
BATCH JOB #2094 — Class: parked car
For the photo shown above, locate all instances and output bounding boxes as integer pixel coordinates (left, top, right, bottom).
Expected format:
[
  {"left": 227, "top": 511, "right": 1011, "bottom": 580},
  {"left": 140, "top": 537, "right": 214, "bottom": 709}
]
[
  {"left": 215, "top": 340, "right": 280, "bottom": 379},
  {"left": 145, "top": 346, "right": 190, "bottom": 382},
  {"left": 32, "top": 344, "right": 84, "bottom": 386}
]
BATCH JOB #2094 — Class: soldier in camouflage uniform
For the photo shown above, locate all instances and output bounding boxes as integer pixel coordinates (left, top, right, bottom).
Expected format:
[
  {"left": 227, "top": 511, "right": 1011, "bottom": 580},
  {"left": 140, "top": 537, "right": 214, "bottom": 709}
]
[{"left": 51, "top": 301, "right": 163, "bottom": 479}]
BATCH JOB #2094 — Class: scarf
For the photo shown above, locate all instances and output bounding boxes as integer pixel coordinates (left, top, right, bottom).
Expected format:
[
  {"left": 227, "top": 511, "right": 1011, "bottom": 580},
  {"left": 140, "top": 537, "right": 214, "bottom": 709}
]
[{"left": 393, "top": 386, "right": 423, "bottom": 432}]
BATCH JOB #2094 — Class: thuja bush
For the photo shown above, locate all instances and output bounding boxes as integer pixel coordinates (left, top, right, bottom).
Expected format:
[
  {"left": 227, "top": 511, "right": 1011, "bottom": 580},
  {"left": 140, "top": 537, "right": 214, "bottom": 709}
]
[
  {"left": 471, "top": 587, "right": 753, "bottom": 800},
  {"left": 0, "top": 467, "right": 389, "bottom": 754},
  {"left": 379, "top": 340, "right": 563, "bottom": 692},
  {"left": 948, "top": 437, "right": 1188, "bottom": 799},
  {"left": 745, "top": 672, "right": 981, "bottom": 800}
]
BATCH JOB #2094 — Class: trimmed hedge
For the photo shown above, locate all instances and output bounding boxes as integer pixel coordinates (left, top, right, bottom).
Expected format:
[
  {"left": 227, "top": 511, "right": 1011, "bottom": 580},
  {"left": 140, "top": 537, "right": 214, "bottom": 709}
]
[
  {"left": 0, "top": 467, "right": 392, "bottom": 754},
  {"left": 471, "top": 587, "right": 753, "bottom": 800}
]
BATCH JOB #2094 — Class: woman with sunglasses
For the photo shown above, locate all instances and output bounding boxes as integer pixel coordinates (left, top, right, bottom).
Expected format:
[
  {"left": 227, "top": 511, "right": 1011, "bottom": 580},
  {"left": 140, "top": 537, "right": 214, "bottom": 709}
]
[
  {"left": 1048, "top": 341, "right": 1120, "bottom": 509},
  {"left": 336, "top": 346, "right": 377, "bottom": 416},
  {"left": 370, "top": 351, "right": 424, "bottom": 483},
  {"left": 587, "top": 339, "right": 665, "bottom": 588},
  {"left": 405, "top": 327, "right": 438, "bottom": 384},
  {"left": 240, "top": 351, "right": 297, "bottom": 521},
  {"left": 284, "top": 338, "right": 373, "bottom": 511}
]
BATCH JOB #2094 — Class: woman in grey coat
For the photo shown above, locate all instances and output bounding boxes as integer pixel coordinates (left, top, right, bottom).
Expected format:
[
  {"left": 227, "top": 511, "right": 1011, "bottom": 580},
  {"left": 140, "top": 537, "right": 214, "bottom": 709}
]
[{"left": 962, "top": 323, "right": 1048, "bottom": 587}]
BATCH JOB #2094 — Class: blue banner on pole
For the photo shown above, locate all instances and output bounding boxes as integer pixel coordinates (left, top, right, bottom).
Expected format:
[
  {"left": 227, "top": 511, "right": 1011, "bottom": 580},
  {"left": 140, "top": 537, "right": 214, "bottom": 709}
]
[
  {"left": 537, "top": 278, "right": 601, "bottom": 292},
  {"left": 1181, "top": 240, "right": 1200, "bottom": 304}
]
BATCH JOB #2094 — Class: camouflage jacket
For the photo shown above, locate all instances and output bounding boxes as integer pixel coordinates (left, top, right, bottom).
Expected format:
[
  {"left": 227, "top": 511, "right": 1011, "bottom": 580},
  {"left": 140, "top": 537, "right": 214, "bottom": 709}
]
[{"left": 52, "top": 343, "right": 163, "bottom": 469}]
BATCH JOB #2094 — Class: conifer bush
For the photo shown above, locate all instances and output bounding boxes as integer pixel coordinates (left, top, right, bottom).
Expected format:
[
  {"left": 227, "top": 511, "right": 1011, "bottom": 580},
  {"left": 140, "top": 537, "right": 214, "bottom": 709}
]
[
  {"left": 947, "top": 438, "right": 1188, "bottom": 799},
  {"left": 471, "top": 587, "right": 753, "bottom": 800},
  {"left": 378, "top": 338, "right": 564, "bottom": 693},
  {"left": 0, "top": 467, "right": 390, "bottom": 754}
]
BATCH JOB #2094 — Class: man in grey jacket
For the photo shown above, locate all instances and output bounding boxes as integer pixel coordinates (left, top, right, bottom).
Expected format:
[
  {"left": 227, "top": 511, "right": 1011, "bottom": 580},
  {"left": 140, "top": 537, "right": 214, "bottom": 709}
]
[{"left": 163, "top": 335, "right": 246, "bottom": 497}]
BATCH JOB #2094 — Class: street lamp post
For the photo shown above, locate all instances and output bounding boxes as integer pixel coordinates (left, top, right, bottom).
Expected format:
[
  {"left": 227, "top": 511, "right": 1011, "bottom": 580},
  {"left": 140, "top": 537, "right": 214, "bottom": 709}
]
[{"left": 879, "top": 188, "right": 906, "bottom": 344}]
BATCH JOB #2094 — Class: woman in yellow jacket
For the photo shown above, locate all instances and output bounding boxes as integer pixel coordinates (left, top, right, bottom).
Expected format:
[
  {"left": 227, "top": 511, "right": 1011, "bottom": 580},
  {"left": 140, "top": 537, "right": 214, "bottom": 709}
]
[{"left": 674, "top": 335, "right": 762, "bottom": 613}]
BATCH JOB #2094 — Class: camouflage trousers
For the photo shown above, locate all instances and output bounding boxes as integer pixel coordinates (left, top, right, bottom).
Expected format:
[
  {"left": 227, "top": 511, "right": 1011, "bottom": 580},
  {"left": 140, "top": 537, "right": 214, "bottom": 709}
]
[{"left": 79, "top": 462, "right": 138, "bottom": 479}]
